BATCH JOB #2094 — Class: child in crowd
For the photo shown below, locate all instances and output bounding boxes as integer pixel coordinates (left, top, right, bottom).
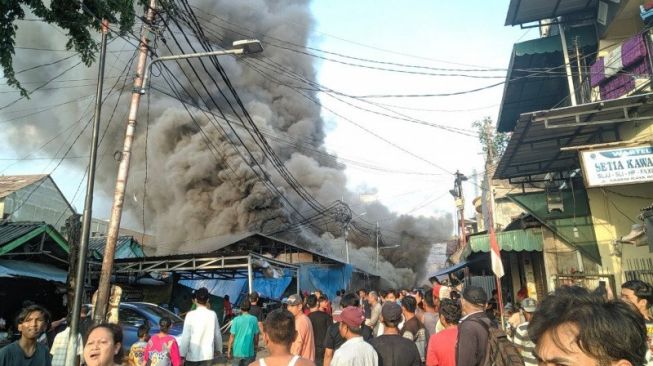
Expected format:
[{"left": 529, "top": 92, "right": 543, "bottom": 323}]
[
  {"left": 127, "top": 324, "right": 150, "bottom": 366},
  {"left": 144, "top": 317, "right": 181, "bottom": 366}
]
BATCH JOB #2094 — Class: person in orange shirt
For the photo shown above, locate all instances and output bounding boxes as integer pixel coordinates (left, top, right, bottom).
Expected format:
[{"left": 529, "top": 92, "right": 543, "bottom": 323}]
[{"left": 286, "top": 294, "right": 315, "bottom": 361}]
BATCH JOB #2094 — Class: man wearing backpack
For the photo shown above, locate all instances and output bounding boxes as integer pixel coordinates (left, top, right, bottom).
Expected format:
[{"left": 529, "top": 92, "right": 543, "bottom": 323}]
[
  {"left": 456, "top": 286, "right": 524, "bottom": 366},
  {"left": 456, "top": 286, "right": 491, "bottom": 366}
]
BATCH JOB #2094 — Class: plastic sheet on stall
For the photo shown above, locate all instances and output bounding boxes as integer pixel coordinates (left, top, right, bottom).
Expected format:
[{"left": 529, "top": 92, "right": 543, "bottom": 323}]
[
  {"left": 0, "top": 259, "right": 67, "bottom": 283},
  {"left": 179, "top": 269, "right": 293, "bottom": 305},
  {"left": 299, "top": 264, "right": 352, "bottom": 299}
]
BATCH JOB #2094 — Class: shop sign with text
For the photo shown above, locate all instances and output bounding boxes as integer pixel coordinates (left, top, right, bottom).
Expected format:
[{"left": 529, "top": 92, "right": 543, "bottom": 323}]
[{"left": 581, "top": 145, "right": 653, "bottom": 187}]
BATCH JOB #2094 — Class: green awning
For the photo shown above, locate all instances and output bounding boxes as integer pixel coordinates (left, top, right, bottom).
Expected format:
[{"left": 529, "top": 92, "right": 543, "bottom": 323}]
[
  {"left": 507, "top": 189, "right": 602, "bottom": 264},
  {"left": 497, "top": 25, "right": 597, "bottom": 132},
  {"left": 0, "top": 222, "right": 69, "bottom": 256},
  {"left": 470, "top": 229, "right": 543, "bottom": 253}
]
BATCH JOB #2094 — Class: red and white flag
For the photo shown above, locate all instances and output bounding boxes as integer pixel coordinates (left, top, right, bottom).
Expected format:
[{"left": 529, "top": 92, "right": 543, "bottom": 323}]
[{"left": 489, "top": 227, "right": 504, "bottom": 278}]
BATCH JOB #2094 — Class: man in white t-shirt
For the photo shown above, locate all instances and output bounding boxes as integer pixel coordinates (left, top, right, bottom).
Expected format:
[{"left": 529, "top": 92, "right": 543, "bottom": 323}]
[{"left": 179, "top": 288, "right": 223, "bottom": 366}]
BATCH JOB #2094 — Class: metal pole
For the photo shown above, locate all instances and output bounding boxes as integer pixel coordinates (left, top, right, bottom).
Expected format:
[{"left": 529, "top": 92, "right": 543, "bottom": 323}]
[
  {"left": 296, "top": 268, "right": 300, "bottom": 294},
  {"left": 375, "top": 222, "right": 379, "bottom": 271},
  {"left": 485, "top": 122, "right": 506, "bottom": 330},
  {"left": 94, "top": 0, "right": 157, "bottom": 323},
  {"left": 140, "top": 49, "right": 244, "bottom": 94},
  {"left": 345, "top": 223, "right": 350, "bottom": 264},
  {"left": 64, "top": 19, "right": 109, "bottom": 366},
  {"left": 247, "top": 255, "right": 254, "bottom": 295},
  {"left": 558, "top": 23, "right": 578, "bottom": 106},
  {"left": 574, "top": 38, "right": 584, "bottom": 104}
]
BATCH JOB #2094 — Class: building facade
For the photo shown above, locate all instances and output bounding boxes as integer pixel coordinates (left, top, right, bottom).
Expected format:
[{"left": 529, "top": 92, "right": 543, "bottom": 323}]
[{"left": 493, "top": 0, "right": 653, "bottom": 293}]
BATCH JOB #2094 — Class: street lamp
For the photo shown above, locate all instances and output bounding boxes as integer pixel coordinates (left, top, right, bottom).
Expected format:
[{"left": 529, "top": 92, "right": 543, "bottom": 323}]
[
  {"left": 92, "top": 38, "right": 263, "bottom": 327},
  {"left": 344, "top": 211, "right": 366, "bottom": 264},
  {"left": 140, "top": 39, "right": 263, "bottom": 94}
]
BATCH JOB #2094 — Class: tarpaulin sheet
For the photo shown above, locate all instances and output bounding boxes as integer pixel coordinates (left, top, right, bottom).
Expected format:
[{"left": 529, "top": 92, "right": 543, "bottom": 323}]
[
  {"left": 299, "top": 264, "right": 352, "bottom": 300},
  {"left": 0, "top": 259, "right": 67, "bottom": 283},
  {"left": 179, "top": 269, "right": 293, "bottom": 305}
]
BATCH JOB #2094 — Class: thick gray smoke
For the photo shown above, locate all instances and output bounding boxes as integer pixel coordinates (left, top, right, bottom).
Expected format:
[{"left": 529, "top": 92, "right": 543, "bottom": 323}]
[{"left": 1, "top": 0, "right": 451, "bottom": 287}]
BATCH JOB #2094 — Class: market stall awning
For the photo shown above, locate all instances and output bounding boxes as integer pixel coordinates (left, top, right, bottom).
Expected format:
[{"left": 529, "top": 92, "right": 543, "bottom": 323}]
[
  {"left": 430, "top": 260, "right": 470, "bottom": 278},
  {"left": 497, "top": 25, "right": 597, "bottom": 132},
  {"left": 505, "top": 0, "right": 598, "bottom": 26},
  {"left": 0, "top": 259, "right": 67, "bottom": 283},
  {"left": 495, "top": 93, "right": 653, "bottom": 180},
  {"left": 469, "top": 229, "right": 544, "bottom": 253}
]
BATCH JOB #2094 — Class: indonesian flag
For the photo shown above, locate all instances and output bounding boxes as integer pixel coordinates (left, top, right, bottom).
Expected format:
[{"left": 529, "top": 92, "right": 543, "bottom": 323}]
[{"left": 489, "top": 227, "right": 504, "bottom": 278}]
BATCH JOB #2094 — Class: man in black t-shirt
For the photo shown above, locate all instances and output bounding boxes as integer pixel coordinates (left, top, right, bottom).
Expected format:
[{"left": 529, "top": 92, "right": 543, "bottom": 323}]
[
  {"left": 0, "top": 304, "right": 52, "bottom": 366},
  {"left": 248, "top": 292, "right": 263, "bottom": 351},
  {"left": 370, "top": 302, "right": 421, "bottom": 366},
  {"left": 400, "top": 296, "right": 426, "bottom": 363},
  {"left": 323, "top": 293, "right": 373, "bottom": 366},
  {"left": 306, "top": 294, "right": 332, "bottom": 366}
]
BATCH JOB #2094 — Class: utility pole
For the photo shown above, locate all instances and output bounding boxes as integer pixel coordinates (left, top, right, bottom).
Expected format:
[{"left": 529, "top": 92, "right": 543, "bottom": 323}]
[
  {"left": 334, "top": 201, "right": 353, "bottom": 265},
  {"left": 94, "top": 0, "right": 157, "bottom": 323},
  {"left": 375, "top": 222, "right": 379, "bottom": 271},
  {"left": 344, "top": 222, "right": 350, "bottom": 264},
  {"left": 450, "top": 170, "right": 468, "bottom": 251},
  {"left": 64, "top": 18, "right": 109, "bottom": 366},
  {"left": 485, "top": 120, "right": 505, "bottom": 330}
]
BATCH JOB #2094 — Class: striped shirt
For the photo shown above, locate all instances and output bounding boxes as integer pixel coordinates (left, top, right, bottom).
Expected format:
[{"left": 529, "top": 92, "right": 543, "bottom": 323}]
[{"left": 512, "top": 322, "right": 537, "bottom": 366}]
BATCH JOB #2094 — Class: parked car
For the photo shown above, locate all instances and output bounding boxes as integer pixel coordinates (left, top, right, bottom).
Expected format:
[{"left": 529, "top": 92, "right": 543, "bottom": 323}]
[{"left": 89, "top": 302, "right": 184, "bottom": 351}]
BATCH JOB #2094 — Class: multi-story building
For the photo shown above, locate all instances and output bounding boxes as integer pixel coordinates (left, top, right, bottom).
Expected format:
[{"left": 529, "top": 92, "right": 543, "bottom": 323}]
[
  {"left": 489, "top": 0, "right": 653, "bottom": 295},
  {"left": 0, "top": 174, "right": 75, "bottom": 231}
]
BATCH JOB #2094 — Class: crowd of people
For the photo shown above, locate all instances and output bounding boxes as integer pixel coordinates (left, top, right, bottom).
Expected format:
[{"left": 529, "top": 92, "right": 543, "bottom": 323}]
[{"left": 1, "top": 278, "right": 653, "bottom": 366}]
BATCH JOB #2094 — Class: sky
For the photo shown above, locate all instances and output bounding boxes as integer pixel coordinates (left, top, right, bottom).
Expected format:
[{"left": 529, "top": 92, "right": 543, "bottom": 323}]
[
  {"left": 309, "top": 0, "right": 529, "bottom": 219},
  {"left": 0, "top": 0, "right": 531, "bottom": 230}
]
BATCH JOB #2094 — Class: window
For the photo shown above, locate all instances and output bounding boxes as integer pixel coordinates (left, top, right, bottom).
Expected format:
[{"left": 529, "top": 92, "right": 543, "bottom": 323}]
[{"left": 119, "top": 308, "right": 147, "bottom": 327}]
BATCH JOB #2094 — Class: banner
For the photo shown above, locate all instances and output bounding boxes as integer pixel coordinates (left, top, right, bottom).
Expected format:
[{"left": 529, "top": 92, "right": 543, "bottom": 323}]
[{"left": 580, "top": 145, "right": 653, "bottom": 187}]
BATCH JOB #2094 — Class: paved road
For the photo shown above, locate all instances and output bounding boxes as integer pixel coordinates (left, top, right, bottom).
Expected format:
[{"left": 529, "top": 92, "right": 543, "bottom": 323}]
[{"left": 213, "top": 347, "right": 271, "bottom": 366}]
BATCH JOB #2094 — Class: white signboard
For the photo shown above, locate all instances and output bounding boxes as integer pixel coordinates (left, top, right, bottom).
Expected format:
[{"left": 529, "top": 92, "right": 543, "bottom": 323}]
[{"left": 580, "top": 145, "right": 653, "bottom": 187}]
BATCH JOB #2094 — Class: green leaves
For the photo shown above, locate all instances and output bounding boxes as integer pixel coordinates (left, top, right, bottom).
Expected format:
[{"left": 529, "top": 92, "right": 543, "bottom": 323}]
[
  {"left": 0, "top": 0, "right": 149, "bottom": 98},
  {"left": 472, "top": 117, "right": 510, "bottom": 162}
]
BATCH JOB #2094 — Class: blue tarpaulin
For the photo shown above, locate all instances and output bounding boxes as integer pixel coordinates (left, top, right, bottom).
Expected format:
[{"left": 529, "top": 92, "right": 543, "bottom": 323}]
[
  {"left": 0, "top": 259, "right": 67, "bottom": 283},
  {"left": 179, "top": 269, "right": 293, "bottom": 305},
  {"left": 430, "top": 260, "right": 469, "bottom": 279},
  {"left": 298, "top": 264, "right": 352, "bottom": 300}
]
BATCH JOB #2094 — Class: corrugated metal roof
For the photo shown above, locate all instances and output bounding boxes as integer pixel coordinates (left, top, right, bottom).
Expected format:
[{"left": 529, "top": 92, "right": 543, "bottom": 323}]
[
  {"left": 505, "top": 0, "right": 598, "bottom": 26},
  {"left": 497, "top": 25, "right": 597, "bottom": 133},
  {"left": 89, "top": 236, "right": 144, "bottom": 259},
  {"left": 0, "top": 222, "right": 44, "bottom": 245},
  {"left": 0, "top": 175, "right": 47, "bottom": 199}
]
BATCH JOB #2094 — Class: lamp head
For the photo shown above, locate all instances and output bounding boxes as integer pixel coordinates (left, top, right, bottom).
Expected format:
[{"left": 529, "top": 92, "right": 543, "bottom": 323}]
[{"left": 232, "top": 39, "right": 263, "bottom": 55}]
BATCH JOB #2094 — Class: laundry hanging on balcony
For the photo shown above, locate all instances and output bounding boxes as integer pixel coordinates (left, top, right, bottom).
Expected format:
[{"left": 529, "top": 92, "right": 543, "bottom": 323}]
[{"left": 590, "top": 32, "right": 651, "bottom": 100}]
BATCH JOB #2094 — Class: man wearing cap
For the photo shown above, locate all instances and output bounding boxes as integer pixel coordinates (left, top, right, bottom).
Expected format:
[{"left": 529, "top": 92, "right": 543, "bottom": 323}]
[
  {"left": 511, "top": 297, "right": 537, "bottom": 366},
  {"left": 369, "top": 302, "right": 420, "bottom": 366},
  {"left": 455, "top": 286, "right": 491, "bottom": 366},
  {"left": 287, "top": 294, "right": 315, "bottom": 361},
  {"left": 331, "top": 306, "right": 378, "bottom": 366},
  {"left": 324, "top": 293, "right": 374, "bottom": 366}
]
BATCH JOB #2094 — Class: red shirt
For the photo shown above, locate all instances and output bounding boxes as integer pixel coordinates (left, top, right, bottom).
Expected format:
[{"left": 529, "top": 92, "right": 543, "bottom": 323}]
[
  {"left": 426, "top": 327, "right": 458, "bottom": 366},
  {"left": 224, "top": 299, "right": 233, "bottom": 317}
]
